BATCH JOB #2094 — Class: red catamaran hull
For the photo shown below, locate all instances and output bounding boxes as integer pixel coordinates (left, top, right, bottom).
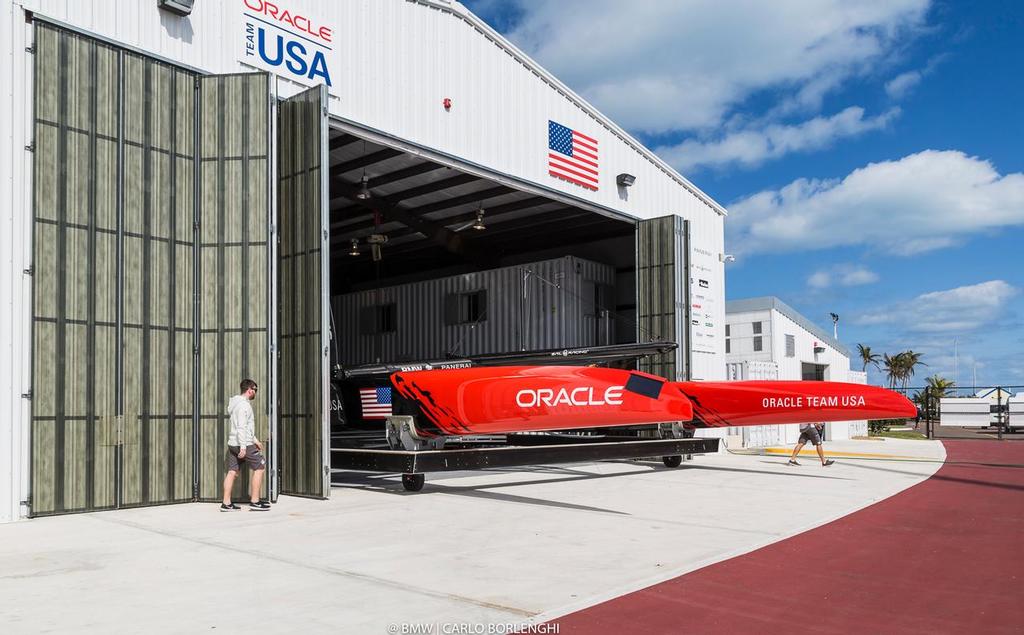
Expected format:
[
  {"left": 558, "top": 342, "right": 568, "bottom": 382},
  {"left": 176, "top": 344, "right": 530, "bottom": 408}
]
[{"left": 391, "top": 366, "right": 915, "bottom": 438}]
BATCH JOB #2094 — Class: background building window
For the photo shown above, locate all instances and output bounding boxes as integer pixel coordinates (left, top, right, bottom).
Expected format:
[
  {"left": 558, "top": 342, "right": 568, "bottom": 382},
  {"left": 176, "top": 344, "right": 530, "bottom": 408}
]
[
  {"left": 753, "top": 336, "right": 763, "bottom": 352},
  {"left": 445, "top": 290, "right": 488, "bottom": 325},
  {"left": 359, "top": 303, "right": 397, "bottom": 335},
  {"left": 725, "top": 339, "right": 731, "bottom": 353},
  {"left": 752, "top": 321, "right": 762, "bottom": 334},
  {"left": 785, "top": 334, "right": 795, "bottom": 357}
]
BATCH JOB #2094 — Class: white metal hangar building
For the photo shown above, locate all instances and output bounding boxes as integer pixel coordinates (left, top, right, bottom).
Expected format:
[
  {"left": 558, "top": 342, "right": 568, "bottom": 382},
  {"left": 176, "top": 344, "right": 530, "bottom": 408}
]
[{"left": 0, "top": 0, "right": 728, "bottom": 523}]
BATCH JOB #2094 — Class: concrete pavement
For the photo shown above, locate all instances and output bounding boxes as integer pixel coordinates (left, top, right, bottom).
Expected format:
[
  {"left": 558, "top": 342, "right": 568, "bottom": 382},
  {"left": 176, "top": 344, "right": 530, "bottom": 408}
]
[{"left": 0, "top": 438, "right": 944, "bottom": 634}]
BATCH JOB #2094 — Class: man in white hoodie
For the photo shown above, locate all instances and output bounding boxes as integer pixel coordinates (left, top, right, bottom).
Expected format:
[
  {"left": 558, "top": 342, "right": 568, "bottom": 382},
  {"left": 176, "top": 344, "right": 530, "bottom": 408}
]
[{"left": 221, "top": 379, "right": 270, "bottom": 511}]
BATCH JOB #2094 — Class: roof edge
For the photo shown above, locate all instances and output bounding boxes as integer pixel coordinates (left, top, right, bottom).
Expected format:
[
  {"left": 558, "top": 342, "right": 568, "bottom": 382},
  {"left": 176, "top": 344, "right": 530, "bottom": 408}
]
[{"left": 726, "top": 296, "right": 851, "bottom": 358}]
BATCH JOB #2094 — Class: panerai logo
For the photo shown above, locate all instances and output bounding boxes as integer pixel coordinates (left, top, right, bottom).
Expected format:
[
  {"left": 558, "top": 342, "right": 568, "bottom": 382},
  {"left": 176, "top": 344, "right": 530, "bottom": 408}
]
[
  {"left": 516, "top": 386, "right": 624, "bottom": 407},
  {"left": 243, "top": 0, "right": 333, "bottom": 86}
]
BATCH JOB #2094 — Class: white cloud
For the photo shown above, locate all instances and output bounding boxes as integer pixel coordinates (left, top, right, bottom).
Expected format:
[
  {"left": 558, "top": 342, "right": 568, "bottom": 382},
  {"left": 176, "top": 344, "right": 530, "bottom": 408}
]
[
  {"left": 808, "top": 264, "right": 879, "bottom": 289},
  {"left": 503, "top": 0, "right": 931, "bottom": 132},
  {"left": 854, "top": 280, "right": 1019, "bottom": 333},
  {"left": 884, "top": 55, "right": 947, "bottom": 99},
  {"left": 808, "top": 270, "right": 832, "bottom": 289},
  {"left": 885, "top": 71, "right": 922, "bottom": 99},
  {"left": 659, "top": 107, "right": 899, "bottom": 172},
  {"left": 727, "top": 150, "right": 1024, "bottom": 255}
]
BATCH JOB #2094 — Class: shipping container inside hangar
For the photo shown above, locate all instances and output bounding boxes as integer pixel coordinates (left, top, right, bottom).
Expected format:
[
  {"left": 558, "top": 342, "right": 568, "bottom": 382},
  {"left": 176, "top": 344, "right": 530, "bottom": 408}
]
[{"left": 0, "top": 0, "right": 728, "bottom": 522}]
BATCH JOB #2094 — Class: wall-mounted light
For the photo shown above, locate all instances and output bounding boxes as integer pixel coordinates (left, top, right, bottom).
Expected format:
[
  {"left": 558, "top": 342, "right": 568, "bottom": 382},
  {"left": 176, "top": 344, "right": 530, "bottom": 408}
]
[
  {"left": 348, "top": 239, "right": 359, "bottom": 256},
  {"left": 157, "top": 0, "right": 195, "bottom": 16},
  {"left": 616, "top": 173, "right": 636, "bottom": 187},
  {"left": 355, "top": 175, "right": 371, "bottom": 200}
]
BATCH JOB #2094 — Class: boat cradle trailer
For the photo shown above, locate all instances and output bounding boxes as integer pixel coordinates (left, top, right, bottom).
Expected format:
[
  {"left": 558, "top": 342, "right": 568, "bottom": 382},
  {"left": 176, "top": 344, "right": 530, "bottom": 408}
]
[
  {"left": 330, "top": 342, "right": 719, "bottom": 491},
  {"left": 331, "top": 428, "right": 719, "bottom": 492}
]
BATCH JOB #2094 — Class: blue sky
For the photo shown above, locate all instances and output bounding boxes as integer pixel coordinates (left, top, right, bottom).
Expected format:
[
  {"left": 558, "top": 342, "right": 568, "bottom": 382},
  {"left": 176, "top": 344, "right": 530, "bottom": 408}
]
[{"left": 463, "top": 0, "right": 1024, "bottom": 388}]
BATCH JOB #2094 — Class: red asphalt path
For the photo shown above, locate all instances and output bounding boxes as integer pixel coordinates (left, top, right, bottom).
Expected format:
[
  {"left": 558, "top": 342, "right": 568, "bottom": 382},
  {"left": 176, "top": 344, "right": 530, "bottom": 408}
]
[{"left": 552, "top": 441, "right": 1024, "bottom": 634}]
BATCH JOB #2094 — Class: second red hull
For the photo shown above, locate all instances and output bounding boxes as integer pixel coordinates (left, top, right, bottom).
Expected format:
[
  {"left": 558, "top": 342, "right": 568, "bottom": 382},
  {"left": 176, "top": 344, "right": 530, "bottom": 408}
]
[{"left": 390, "top": 367, "right": 917, "bottom": 437}]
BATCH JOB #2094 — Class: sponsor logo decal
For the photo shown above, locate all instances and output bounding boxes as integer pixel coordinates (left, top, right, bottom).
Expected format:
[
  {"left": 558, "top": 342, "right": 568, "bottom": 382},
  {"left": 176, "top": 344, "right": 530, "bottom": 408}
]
[
  {"left": 762, "top": 395, "right": 867, "bottom": 408},
  {"left": 243, "top": 0, "right": 333, "bottom": 86},
  {"left": 516, "top": 386, "right": 624, "bottom": 407},
  {"left": 551, "top": 348, "right": 591, "bottom": 357}
]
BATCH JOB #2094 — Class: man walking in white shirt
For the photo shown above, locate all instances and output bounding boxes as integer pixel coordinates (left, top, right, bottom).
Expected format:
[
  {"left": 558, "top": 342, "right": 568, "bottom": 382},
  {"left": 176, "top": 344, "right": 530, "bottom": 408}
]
[
  {"left": 221, "top": 379, "right": 270, "bottom": 511},
  {"left": 787, "top": 423, "right": 835, "bottom": 467}
]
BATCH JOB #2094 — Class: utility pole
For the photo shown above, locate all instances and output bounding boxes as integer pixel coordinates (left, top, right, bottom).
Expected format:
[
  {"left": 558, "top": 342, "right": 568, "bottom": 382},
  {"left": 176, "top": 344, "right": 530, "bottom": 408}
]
[
  {"left": 829, "top": 312, "right": 839, "bottom": 340},
  {"left": 953, "top": 337, "right": 959, "bottom": 391}
]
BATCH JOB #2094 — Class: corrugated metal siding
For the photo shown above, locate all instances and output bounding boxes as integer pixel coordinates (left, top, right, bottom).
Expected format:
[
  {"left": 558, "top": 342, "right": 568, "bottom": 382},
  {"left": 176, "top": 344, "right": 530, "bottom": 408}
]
[
  {"left": 16, "top": 1, "right": 726, "bottom": 227},
  {"left": 333, "top": 256, "right": 614, "bottom": 365}
]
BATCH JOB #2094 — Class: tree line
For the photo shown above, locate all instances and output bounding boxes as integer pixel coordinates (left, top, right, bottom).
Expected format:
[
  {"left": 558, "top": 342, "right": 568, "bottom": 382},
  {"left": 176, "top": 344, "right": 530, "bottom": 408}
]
[{"left": 856, "top": 343, "right": 955, "bottom": 398}]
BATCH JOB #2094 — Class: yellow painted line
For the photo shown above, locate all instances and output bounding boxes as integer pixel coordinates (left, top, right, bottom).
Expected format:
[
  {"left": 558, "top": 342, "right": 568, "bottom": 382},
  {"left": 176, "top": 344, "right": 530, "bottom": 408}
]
[{"left": 763, "top": 447, "right": 923, "bottom": 460}]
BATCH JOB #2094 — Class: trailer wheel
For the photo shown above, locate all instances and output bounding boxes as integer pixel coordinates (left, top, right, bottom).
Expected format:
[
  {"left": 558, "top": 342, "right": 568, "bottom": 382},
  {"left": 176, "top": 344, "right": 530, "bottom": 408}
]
[
  {"left": 402, "top": 473, "right": 425, "bottom": 492},
  {"left": 662, "top": 455, "right": 683, "bottom": 468}
]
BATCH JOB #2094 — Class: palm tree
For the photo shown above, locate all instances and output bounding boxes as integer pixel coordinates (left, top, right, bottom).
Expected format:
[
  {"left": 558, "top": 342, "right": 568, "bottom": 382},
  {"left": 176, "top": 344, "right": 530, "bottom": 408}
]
[
  {"left": 857, "top": 343, "right": 881, "bottom": 373},
  {"left": 882, "top": 353, "right": 899, "bottom": 390},
  {"left": 925, "top": 374, "right": 955, "bottom": 397},
  {"left": 901, "top": 350, "right": 926, "bottom": 391},
  {"left": 922, "top": 374, "right": 955, "bottom": 421}
]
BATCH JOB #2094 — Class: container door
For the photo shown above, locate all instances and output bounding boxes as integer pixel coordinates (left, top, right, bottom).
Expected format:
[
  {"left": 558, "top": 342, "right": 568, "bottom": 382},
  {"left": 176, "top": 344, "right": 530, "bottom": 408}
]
[
  {"left": 635, "top": 216, "right": 690, "bottom": 381},
  {"left": 277, "top": 85, "right": 330, "bottom": 498},
  {"left": 194, "top": 73, "right": 273, "bottom": 502}
]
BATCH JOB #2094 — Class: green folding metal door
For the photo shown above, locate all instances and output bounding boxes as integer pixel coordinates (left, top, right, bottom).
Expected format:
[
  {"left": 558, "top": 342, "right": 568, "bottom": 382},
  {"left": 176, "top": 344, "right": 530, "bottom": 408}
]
[
  {"left": 277, "top": 85, "right": 330, "bottom": 498},
  {"left": 30, "top": 21, "right": 276, "bottom": 514}
]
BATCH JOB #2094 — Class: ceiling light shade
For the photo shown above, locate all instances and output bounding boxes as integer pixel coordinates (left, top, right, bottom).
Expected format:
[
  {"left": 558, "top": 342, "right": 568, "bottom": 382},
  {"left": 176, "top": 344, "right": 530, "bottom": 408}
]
[
  {"left": 355, "top": 175, "right": 371, "bottom": 200},
  {"left": 472, "top": 209, "right": 486, "bottom": 231},
  {"left": 348, "top": 238, "right": 359, "bottom": 256},
  {"left": 616, "top": 173, "right": 636, "bottom": 187}
]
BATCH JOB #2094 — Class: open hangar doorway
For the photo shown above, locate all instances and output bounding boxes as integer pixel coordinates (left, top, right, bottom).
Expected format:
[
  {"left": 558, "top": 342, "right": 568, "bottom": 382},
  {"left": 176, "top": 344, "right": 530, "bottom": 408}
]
[{"left": 318, "top": 124, "right": 690, "bottom": 466}]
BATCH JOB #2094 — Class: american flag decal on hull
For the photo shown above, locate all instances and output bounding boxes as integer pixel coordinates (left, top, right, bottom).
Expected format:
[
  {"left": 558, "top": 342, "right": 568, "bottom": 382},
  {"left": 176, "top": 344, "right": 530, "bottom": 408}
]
[
  {"left": 548, "top": 120, "right": 599, "bottom": 191},
  {"left": 359, "top": 386, "right": 393, "bottom": 419}
]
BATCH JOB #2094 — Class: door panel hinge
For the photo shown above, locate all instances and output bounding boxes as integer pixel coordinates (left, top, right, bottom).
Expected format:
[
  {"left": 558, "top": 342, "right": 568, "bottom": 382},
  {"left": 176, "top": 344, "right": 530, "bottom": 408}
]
[
  {"left": 25, "top": 143, "right": 34, "bottom": 152},
  {"left": 25, "top": 45, "right": 34, "bottom": 54},
  {"left": 21, "top": 389, "right": 32, "bottom": 400},
  {"left": 23, "top": 266, "right": 33, "bottom": 276},
  {"left": 193, "top": 345, "right": 200, "bottom": 356}
]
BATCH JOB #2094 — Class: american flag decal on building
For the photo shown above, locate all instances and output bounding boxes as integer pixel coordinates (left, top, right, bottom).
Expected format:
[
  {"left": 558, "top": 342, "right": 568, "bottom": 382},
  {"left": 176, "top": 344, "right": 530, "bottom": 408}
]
[
  {"left": 359, "top": 386, "right": 393, "bottom": 419},
  {"left": 548, "top": 120, "right": 599, "bottom": 191}
]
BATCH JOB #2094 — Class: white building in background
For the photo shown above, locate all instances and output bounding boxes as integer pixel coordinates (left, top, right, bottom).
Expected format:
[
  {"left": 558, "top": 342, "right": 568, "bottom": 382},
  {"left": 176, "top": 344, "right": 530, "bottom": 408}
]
[{"left": 724, "top": 297, "right": 867, "bottom": 447}]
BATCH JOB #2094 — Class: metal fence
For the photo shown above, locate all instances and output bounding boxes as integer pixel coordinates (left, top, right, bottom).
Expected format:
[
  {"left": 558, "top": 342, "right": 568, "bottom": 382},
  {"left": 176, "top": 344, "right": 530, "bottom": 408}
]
[{"left": 895, "top": 384, "right": 1024, "bottom": 440}]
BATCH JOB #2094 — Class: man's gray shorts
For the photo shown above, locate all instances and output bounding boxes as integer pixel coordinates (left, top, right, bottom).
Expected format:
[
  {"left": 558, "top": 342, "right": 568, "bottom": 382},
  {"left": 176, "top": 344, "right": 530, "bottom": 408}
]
[
  {"left": 226, "top": 445, "right": 266, "bottom": 472},
  {"left": 798, "top": 426, "right": 822, "bottom": 446}
]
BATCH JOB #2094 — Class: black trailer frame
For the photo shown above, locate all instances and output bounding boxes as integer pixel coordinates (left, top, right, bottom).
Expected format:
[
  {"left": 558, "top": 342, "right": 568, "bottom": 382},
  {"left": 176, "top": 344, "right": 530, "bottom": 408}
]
[{"left": 332, "top": 437, "right": 719, "bottom": 491}]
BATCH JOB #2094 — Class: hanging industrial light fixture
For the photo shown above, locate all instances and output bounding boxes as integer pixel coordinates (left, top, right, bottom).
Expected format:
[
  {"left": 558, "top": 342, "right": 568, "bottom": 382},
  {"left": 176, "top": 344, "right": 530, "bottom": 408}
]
[
  {"left": 355, "top": 174, "right": 371, "bottom": 200},
  {"left": 348, "top": 238, "right": 360, "bottom": 256},
  {"left": 355, "top": 139, "right": 371, "bottom": 200},
  {"left": 472, "top": 207, "right": 486, "bottom": 231}
]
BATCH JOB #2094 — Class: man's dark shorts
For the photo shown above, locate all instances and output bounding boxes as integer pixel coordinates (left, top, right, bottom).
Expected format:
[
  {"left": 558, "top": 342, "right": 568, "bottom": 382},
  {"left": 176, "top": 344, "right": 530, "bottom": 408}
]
[
  {"left": 798, "top": 426, "right": 823, "bottom": 446},
  {"left": 226, "top": 444, "right": 266, "bottom": 472}
]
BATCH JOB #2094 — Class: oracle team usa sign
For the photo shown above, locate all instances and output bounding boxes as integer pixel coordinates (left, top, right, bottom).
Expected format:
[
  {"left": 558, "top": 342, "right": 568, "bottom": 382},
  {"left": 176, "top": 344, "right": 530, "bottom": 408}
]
[{"left": 242, "top": 0, "right": 333, "bottom": 87}]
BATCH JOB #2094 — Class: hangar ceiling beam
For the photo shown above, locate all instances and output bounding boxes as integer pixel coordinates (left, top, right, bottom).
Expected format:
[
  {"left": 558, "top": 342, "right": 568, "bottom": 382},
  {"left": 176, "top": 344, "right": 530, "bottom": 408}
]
[
  {"left": 332, "top": 148, "right": 404, "bottom": 174},
  {"left": 329, "top": 134, "right": 361, "bottom": 152},
  {"left": 332, "top": 180, "right": 497, "bottom": 267},
  {"left": 328, "top": 162, "right": 447, "bottom": 212}
]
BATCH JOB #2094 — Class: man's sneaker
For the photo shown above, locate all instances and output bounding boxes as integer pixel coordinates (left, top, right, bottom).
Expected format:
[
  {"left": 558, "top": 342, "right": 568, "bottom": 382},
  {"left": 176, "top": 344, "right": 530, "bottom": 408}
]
[
  {"left": 219, "top": 503, "right": 241, "bottom": 512},
  {"left": 249, "top": 500, "right": 271, "bottom": 511},
  {"left": 787, "top": 459, "right": 800, "bottom": 466},
  {"left": 823, "top": 459, "right": 836, "bottom": 467}
]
